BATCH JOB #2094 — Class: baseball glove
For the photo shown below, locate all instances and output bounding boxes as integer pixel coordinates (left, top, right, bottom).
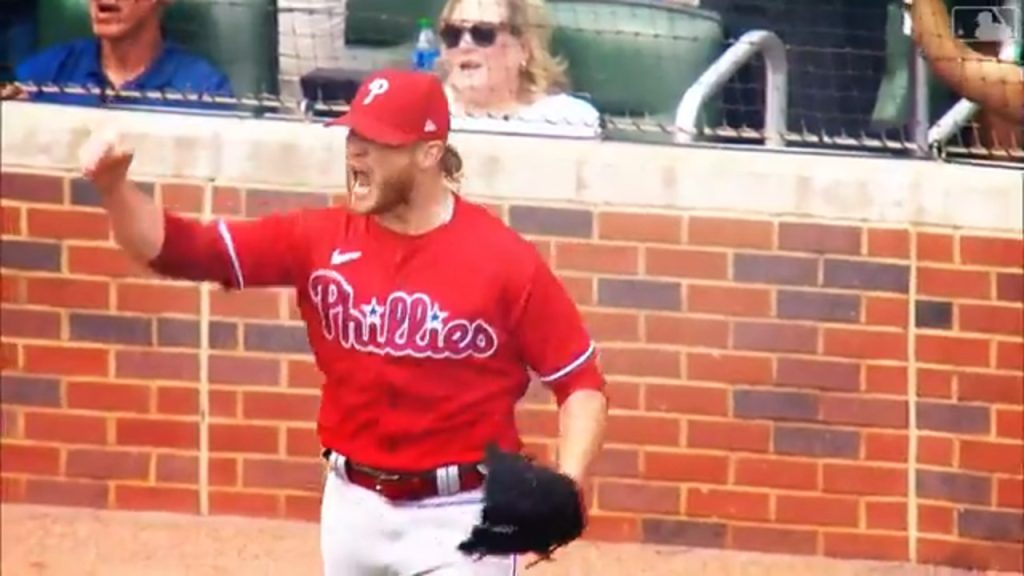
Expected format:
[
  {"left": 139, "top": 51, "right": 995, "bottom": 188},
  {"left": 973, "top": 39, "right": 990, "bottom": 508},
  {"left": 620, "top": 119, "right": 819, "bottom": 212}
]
[{"left": 457, "top": 443, "right": 586, "bottom": 564}]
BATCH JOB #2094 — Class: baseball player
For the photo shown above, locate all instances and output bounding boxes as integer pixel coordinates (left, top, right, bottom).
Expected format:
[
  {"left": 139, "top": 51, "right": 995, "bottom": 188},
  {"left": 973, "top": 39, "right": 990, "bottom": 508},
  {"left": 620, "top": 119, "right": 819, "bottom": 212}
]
[{"left": 79, "top": 69, "right": 609, "bottom": 575}]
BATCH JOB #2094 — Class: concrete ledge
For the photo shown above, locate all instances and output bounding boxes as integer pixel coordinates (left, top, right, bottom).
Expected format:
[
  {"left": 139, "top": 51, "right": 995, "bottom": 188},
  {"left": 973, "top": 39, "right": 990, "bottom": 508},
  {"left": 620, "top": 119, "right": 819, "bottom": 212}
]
[{"left": 2, "top": 100, "right": 1021, "bottom": 234}]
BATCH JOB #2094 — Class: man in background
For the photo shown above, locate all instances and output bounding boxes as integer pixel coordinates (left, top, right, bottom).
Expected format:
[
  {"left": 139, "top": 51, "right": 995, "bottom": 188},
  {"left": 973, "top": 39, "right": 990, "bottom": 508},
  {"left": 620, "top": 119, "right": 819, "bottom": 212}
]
[{"left": 10, "top": 0, "right": 233, "bottom": 110}]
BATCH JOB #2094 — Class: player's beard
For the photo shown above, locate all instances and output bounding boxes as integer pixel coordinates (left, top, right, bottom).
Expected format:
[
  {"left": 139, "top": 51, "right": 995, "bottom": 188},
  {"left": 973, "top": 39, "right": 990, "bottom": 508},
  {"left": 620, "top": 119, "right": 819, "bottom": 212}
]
[{"left": 351, "top": 163, "right": 415, "bottom": 216}]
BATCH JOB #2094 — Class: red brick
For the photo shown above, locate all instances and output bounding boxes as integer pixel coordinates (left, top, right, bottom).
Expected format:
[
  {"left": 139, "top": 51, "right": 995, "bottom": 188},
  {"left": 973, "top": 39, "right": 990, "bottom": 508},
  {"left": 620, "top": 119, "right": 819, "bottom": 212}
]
[
  {"left": 1, "top": 307, "right": 61, "bottom": 339},
  {"left": 688, "top": 420, "right": 770, "bottom": 453},
  {"left": 23, "top": 344, "right": 108, "bottom": 377},
  {"left": 242, "top": 390, "right": 319, "bottom": 421},
  {"left": 241, "top": 458, "right": 323, "bottom": 492},
  {"left": 117, "top": 350, "right": 199, "bottom": 382},
  {"left": 820, "top": 395, "right": 907, "bottom": 429},
  {"left": 581, "top": 515, "right": 640, "bottom": 542},
  {"left": 687, "top": 487, "right": 770, "bottom": 521},
  {"left": 734, "top": 456, "right": 819, "bottom": 490},
  {"left": 209, "top": 389, "right": 239, "bottom": 418},
  {"left": 530, "top": 239, "right": 551, "bottom": 265},
  {"left": 996, "top": 407, "right": 1023, "bottom": 440},
  {"left": 644, "top": 315, "right": 728, "bottom": 348},
  {"left": 285, "top": 427, "right": 320, "bottom": 457},
  {"left": 730, "top": 525, "right": 818, "bottom": 556},
  {"left": 212, "top": 186, "right": 243, "bottom": 215},
  {"left": 604, "top": 379, "right": 641, "bottom": 411},
  {"left": 863, "top": 431, "right": 908, "bottom": 462},
  {"left": 597, "top": 212, "right": 682, "bottom": 244},
  {"left": 866, "top": 500, "right": 907, "bottom": 530},
  {"left": 209, "top": 423, "right": 280, "bottom": 454},
  {"left": 918, "top": 538, "right": 1023, "bottom": 573},
  {"left": 867, "top": 228, "right": 909, "bottom": 259},
  {"left": 516, "top": 407, "right": 558, "bottom": 437},
  {"left": 23, "top": 412, "right": 107, "bottom": 445},
  {"left": 117, "top": 283, "right": 199, "bottom": 314},
  {"left": 823, "top": 328, "right": 906, "bottom": 361},
  {"left": 996, "top": 477, "right": 1023, "bottom": 509},
  {"left": 116, "top": 418, "right": 197, "bottom": 449},
  {"left": 159, "top": 183, "right": 204, "bottom": 213},
  {"left": 596, "top": 481, "right": 680, "bottom": 514},
  {"left": 559, "top": 274, "right": 594, "bottom": 306},
  {"left": 2, "top": 204, "right": 21, "bottom": 235},
  {"left": 917, "top": 334, "right": 991, "bottom": 368},
  {"left": 687, "top": 216, "right": 774, "bottom": 250},
  {"left": 65, "top": 448, "right": 151, "bottom": 481},
  {"left": 26, "top": 208, "right": 109, "bottom": 241},
  {"left": 643, "top": 451, "right": 729, "bottom": 483},
  {"left": 919, "top": 503, "right": 954, "bottom": 534},
  {"left": 776, "top": 494, "right": 860, "bottom": 527},
  {"left": 644, "top": 384, "right": 728, "bottom": 416},
  {"left": 958, "top": 303, "right": 1024, "bottom": 337},
  {"left": 285, "top": 360, "right": 322, "bottom": 389},
  {"left": 918, "top": 267, "right": 991, "bottom": 300},
  {"left": 555, "top": 242, "right": 639, "bottom": 274},
  {"left": 1, "top": 476, "right": 25, "bottom": 502},
  {"left": 599, "top": 347, "right": 680, "bottom": 378},
  {"left": 996, "top": 340, "right": 1023, "bottom": 371},
  {"left": 645, "top": 247, "right": 729, "bottom": 280},
  {"left": 24, "top": 477, "right": 108, "bottom": 508},
  {"left": 960, "top": 235, "right": 1023, "bottom": 268},
  {"left": 863, "top": 363, "right": 908, "bottom": 395},
  {"left": 284, "top": 494, "right": 321, "bottom": 522},
  {"left": 1, "top": 275, "right": 21, "bottom": 303},
  {"left": 209, "top": 490, "right": 280, "bottom": 517},
  {"left": 66, "top": 380, "right": 151, "bottom": 413},
  {"left": 917, "top": 231, "right": 955, "bottom": 262},
  {"left": 0, "top": 443, "right": 61, "bottom": 475},
  {"left": 823, "top": 532, "right": 908, "bottom": 562},
  {"left": 1, "top": 342, "right": 19, "bottom": 371},
  {"left": 865, "top": 296, "right": 908, "bottom": 328},
  {"left": 822, "top": 462, "right": 907, "bottom": 496},
  {"left": 25, "top": 276, "right": 110, "bottom": 310},
  {"left": 582, "top": 310, "right": 640, "bottom": 343},
  {"left": 156, "top": 386, "right": 198, "bottom": 415},
  {"left": 606, "top": 414, "right": 680, "bottom": 446},
  {"left": 687, "top": 351, "right": 772, "bottom": 385},
  {"left": 778, "top": 222, "right": 862, "bottom": 255},
  {"left": 917, "top": 435, "right": 955, "bottom": 466},
  {"left": 155, "top": 454, "right": 198, "bottom": 484},
  {"left": 210, "top": 355, "right": 281, "bottom": 387},
  {"left": 114, "top": 485, "right": 197, "bottom": 513},
  {"left": 918, "top": 368, "right": 954, "bottom": 398},
  {"left": 210, "top": 289, "right": 283, "bottom": 320},
  {"left": 960, "top": 440, "right": 1023, "bottom": 475},
  {"left": 958, "top": 371, "right": 1023, "bottom": 404},
  {"left": 67, "top": 245, "right": 152, "bottom": 278},
  {"left": 686, "top": 284, "right": 772, "bottom": 317},
  {"left": 211, "top": 458, "right": 240, "bottom": 487}
]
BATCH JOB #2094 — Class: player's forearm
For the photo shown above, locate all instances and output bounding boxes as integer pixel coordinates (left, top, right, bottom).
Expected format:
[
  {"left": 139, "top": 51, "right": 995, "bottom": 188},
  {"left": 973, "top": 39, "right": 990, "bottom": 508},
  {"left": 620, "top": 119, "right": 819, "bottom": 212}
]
[
  {"left": 101, "top": 178, "right": 166, "bottom": 264},
  {"left": 556, "top": 388, "right": 608, "bottom": 483}
]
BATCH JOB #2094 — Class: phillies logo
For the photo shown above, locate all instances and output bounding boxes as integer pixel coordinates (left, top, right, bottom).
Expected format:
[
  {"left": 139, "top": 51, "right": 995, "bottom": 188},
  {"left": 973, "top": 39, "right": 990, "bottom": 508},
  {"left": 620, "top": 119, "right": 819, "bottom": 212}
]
[{"left": 308, "top": 270, "right": 498, "bottom": 359}]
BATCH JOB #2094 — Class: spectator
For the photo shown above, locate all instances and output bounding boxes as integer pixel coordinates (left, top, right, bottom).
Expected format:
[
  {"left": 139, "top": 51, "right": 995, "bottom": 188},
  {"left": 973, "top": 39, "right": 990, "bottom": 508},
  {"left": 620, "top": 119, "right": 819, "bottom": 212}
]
[
  {"left": 1, "top": 0, "right": 37, "bottom": 83},
  {"left": 437, "top": 0, "right": 602, "bottom": 138},
  {"left": 11, "top": 0, "right": 233, "bottom": 110}
]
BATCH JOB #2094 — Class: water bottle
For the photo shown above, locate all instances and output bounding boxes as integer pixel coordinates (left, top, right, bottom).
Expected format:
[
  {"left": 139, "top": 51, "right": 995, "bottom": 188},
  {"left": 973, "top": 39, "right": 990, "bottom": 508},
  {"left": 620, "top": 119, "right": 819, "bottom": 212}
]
[{"left": 412, "top": 17, "right": 440, "bottom": 71}]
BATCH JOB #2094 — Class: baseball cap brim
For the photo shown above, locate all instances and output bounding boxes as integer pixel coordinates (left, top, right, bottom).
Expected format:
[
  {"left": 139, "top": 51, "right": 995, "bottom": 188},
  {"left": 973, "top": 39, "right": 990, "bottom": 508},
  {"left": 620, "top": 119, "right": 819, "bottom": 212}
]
[{"left": 328, "top": 110, "right": 421, "bottom": 147}]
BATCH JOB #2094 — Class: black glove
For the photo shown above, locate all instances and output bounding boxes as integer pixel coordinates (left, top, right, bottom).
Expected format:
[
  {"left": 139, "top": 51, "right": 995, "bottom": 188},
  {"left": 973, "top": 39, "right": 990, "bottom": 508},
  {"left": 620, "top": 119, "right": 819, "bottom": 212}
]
[{"left": 457, "top": 443, "right": 586, "bottom": 564}]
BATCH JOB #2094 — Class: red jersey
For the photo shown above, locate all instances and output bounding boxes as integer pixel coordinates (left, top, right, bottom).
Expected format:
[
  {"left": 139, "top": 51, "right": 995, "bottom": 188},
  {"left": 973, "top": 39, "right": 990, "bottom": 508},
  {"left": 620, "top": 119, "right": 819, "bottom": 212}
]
[{"left": 151, "top": 194, "right": 604, "bottom": 471}]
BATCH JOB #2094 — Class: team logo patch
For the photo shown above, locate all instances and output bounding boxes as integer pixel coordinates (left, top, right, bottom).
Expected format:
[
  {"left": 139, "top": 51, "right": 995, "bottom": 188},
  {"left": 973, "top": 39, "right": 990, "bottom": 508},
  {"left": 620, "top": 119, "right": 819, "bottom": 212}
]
[{"left": 308, "top": 270, "right": 498, "bottom": 359}]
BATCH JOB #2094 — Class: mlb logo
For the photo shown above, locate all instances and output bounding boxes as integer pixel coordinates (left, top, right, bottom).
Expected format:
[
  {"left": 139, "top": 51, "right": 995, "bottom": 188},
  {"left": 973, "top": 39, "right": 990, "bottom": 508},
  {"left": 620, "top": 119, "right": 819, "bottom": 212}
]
[{"left": 950, "top": 5, "right": 1021, "bottom": 42}]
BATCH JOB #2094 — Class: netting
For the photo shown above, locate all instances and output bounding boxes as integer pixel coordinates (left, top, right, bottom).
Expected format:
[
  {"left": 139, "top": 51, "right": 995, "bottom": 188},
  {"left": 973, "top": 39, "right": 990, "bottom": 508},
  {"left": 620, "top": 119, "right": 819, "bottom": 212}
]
[{"left": 1, "top": 0, "right": 1021, "bottom": 162}]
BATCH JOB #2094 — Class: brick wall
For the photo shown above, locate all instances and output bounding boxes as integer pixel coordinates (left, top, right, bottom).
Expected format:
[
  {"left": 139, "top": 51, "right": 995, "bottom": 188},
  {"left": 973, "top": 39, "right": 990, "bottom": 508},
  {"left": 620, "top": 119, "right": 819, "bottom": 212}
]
[{"left": 1, "top": 169, "right": 1021, "bottom": 573}]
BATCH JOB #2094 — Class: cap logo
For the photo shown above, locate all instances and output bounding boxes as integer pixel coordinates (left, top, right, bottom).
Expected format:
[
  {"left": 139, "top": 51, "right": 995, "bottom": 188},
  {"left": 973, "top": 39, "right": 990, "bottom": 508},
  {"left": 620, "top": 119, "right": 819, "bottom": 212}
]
[
  {"left": 424, "top": 119, "right": 437, "bottom": 132},
  {"left": 362, "top": 78, "right": 390, "bottom": 105}
]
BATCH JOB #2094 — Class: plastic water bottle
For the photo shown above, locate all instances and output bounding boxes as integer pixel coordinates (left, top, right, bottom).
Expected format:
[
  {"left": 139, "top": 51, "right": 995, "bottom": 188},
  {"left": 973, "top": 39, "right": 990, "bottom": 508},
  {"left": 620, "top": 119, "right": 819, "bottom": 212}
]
[{"left": 412, "top": 17, "right": 440, "bottom": 71}]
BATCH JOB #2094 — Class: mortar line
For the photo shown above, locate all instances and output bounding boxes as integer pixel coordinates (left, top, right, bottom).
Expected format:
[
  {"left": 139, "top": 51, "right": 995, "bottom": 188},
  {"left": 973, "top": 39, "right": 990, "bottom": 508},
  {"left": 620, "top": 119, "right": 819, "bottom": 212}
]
[
  {"left": 906, "top": 223, "right": 920, "bottom": 563},
  {"left": 197, "top": 180, "right": 213, "bottom": 517}
]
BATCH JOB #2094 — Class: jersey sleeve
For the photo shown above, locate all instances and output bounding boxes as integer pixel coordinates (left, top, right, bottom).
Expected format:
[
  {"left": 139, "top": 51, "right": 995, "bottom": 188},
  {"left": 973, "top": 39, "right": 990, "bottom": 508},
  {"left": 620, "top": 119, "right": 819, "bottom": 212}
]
[
  {"left": 510, "top": 252, "right": 606, "bottom": 406},
  {"left": 148, "top": 209, "right": 306, "bottom": 289}
]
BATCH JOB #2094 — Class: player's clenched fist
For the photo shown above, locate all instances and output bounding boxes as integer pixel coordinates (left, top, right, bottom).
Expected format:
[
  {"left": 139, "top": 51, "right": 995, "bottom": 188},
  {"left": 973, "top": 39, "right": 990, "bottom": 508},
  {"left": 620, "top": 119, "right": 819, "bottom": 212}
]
[{"left": 78, "top": 127, "right": 135, "bottom": 194}]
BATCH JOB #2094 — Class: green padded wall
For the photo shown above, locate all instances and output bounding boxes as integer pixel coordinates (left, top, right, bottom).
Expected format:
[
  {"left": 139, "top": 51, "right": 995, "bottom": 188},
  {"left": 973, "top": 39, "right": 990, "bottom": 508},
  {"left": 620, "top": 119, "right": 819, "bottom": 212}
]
[
  {"left": 36, "top": 0, "right": 278, "bottom": 97},
  {"left": 547, "top": 0, "right": 724, "bottom": 121},
  {"left": 345, "top": 0, "right": 447, "bottom": 46}
]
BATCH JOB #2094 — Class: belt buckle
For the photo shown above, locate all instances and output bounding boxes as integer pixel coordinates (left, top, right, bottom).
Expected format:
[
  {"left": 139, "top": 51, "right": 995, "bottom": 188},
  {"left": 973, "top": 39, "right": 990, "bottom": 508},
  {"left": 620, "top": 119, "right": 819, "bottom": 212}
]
[{"left": 370, "top": 470, "right": 401, "bottom": 493}]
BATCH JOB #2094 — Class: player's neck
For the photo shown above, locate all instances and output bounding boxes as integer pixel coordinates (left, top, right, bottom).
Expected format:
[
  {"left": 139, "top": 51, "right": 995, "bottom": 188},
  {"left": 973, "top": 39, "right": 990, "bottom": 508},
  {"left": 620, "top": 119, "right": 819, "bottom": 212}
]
[{"left": 374, "top": 180, "right": 455, "bottom": 236}]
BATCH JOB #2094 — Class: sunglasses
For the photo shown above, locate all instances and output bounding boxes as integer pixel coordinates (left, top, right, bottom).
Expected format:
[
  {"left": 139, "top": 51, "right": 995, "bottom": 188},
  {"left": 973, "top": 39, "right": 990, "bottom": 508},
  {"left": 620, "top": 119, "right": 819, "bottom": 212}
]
[{"left": 439, "top": 23, "right": 508, "bottom": 49}]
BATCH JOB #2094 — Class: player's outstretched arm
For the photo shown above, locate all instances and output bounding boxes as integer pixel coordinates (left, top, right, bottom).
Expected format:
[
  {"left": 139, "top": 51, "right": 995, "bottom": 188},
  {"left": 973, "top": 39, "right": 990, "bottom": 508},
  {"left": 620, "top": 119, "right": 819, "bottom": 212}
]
[{"left": 79, "top": 127, "right": 302, "bottom": 289}]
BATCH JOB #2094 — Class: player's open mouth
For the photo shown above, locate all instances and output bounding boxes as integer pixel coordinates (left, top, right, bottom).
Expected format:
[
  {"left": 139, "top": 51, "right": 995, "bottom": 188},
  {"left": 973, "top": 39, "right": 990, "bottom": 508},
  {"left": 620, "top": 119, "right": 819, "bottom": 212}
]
[
  {"left": 95, "top": 0, "right": 122, "bottom": 14},
  {"left": 349, "top": 168, "right": 371, "bottom": 199}
]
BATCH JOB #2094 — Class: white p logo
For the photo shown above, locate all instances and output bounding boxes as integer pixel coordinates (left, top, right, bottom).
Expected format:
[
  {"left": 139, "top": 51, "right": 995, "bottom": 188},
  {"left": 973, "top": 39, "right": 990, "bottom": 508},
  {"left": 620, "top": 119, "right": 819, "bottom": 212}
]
[{"left": 362, "top": 78, "right": 390, "bottom": 105}]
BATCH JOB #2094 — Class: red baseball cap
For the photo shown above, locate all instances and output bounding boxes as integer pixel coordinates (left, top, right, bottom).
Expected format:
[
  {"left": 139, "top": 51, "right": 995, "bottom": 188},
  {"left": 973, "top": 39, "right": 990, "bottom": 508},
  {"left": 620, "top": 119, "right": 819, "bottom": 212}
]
[{"left": 328, "top": 69, "right": 450, "bottom": 146}]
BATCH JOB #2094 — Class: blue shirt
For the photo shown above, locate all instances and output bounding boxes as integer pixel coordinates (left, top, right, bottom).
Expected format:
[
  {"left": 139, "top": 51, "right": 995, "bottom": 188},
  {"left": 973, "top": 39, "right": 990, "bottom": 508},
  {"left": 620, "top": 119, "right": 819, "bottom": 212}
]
[{"left": 15, "top": 38, "right": 235, "bottom": 111}]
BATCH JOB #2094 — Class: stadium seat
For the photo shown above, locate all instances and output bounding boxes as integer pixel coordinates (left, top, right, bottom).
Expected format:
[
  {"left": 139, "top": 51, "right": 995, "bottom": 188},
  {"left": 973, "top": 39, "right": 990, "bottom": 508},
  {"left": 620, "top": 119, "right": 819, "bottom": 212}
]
[
  {"left": 35, "top": 0, "right": 279, "bottom": 98},
  {"left": 546, "top": 0, "right": 725, "bottom": 129}
]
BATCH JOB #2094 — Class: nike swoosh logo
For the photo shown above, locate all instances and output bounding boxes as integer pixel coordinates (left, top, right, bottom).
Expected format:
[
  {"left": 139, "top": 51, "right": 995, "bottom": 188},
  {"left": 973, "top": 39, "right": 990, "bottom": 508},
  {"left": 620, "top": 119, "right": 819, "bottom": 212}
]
[{"left": 330, "top": 249, "right": 362, "bottom": 266}]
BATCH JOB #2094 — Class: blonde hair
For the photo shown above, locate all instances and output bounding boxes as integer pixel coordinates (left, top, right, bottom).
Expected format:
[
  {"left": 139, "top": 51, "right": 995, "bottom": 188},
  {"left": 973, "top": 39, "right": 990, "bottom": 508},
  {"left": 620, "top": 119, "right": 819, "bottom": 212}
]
[{"left": 439, "top": 0, "right": 571, "bottom": 99}]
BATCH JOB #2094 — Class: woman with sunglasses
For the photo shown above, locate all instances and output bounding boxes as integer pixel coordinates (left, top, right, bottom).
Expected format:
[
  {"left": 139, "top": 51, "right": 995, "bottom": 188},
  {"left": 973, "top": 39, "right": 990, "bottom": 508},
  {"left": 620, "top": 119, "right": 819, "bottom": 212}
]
[{"left": 437, "top": 0, "right": 602, "bottom": 138}]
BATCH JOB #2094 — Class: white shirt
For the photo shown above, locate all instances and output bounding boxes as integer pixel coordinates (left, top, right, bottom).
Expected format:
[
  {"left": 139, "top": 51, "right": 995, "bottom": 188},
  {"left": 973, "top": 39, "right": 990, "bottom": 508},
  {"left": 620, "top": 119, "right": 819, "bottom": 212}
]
[{"left": 448, "top": 91, "right": 602, "bottom": 139}]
